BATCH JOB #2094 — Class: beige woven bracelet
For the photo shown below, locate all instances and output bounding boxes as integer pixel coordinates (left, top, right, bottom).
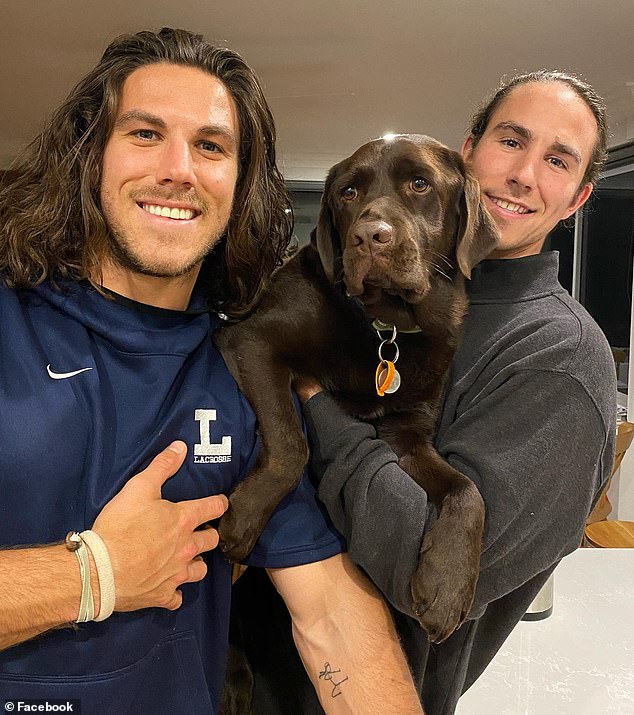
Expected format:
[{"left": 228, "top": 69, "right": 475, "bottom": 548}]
[
  {"left": 80, "top": 530, "right": 116, "bottom": 622},
  {"left": 65, "top": 530, "right": 115, "bottom": 622}
]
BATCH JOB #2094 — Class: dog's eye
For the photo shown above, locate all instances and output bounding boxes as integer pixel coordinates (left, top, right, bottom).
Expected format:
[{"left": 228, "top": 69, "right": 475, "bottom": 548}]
[
  {"left": 410, "top": 177, "right": 430, "bottom": 193},
  {"left": 341, "top": 186, "right": 358, "bottom": 201}
]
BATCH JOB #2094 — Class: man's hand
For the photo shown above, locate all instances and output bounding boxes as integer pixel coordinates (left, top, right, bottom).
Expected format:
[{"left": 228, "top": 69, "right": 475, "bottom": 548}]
[
  {"left": 92, "top": 440, "right": 228, "bottom": 612},
  {"left": 0, "top": 441, "right": 229, "bottom": 652},
  {"left": 293, "top": 377, "right": 323, "bottom": 404}
]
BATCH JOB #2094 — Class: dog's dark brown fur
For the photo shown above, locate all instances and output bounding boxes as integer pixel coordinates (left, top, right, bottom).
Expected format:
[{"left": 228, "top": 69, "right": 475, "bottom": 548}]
[{"left": 214, "top": 134, "right": 497, "bottom": 642}]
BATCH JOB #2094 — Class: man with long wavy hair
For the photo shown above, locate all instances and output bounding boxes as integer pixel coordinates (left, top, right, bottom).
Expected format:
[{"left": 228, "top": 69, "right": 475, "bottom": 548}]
[{"left": 0, "top": 28, "right": 422, "bottom": 714}]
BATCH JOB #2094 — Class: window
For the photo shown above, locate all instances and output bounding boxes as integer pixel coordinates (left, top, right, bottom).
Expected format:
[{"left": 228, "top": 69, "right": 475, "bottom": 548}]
[
  {"left": 288, "top": 182, "right": 324, "bottom": 248},
  {"left": 575, "top": 144, "right": 634, "bottom": 406}
]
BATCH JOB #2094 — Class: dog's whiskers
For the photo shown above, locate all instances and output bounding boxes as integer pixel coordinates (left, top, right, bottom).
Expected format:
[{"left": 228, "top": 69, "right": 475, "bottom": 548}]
[
  {"left": 432, "top": 263, "right": 452, "bottom": 282},
  {"left": 427, "top": 250, "right": 454, "bottom": 269}
]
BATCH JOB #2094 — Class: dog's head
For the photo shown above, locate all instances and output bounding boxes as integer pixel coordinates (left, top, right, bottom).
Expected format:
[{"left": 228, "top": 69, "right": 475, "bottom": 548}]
[{"left": 314, "top": 135, "right": 498, "bottom": 316}]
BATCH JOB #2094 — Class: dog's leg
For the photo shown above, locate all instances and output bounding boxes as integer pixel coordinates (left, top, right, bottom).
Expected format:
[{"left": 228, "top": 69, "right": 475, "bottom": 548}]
[
  {"left": 400, "top": 444, "right": 485, "bottom": 643},
  {"left": 219, "top": 641, "right": 254, "bottom": 715},
  {"left": 217, "top": 343, "right": 309, "bottom": 563}
]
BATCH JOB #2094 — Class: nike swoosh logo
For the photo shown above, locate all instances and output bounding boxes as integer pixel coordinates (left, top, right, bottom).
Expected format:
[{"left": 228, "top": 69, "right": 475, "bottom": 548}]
[{"left": 46, "top": 364, "right": 94, "bottom": 380}]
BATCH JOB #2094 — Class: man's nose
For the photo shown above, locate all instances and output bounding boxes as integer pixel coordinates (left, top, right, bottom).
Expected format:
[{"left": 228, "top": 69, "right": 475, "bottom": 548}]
[
  {"left": 508, "top": 152, "right": 537, "bottom": 191},
  {"left": 156, "top": 140, "right": 195, "bottom": 187}
]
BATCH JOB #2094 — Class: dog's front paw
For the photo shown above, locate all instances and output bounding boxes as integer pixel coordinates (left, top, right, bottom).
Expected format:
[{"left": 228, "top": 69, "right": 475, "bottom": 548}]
[
  {"left": 410, "top": 530, "right": 478, "bottom": 643},
  {"left": 218, "top": 496, "right": 266, "bottom": 563}
]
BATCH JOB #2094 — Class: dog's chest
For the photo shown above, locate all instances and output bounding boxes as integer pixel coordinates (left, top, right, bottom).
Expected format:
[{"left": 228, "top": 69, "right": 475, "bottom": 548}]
[{"left": 324, "top": 332, "right": 446, "bottom": 416}]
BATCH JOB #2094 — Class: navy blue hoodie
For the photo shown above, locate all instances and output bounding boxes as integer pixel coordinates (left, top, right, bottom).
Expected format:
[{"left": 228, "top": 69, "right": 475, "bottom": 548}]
[{"left": 0, "top": 279, "right": 343, "bottom": 713}]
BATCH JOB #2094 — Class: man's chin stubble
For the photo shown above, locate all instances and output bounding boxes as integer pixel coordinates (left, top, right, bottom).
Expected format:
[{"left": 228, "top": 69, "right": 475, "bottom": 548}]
[{"left": 106, "top": 230, "right": 222, "bottom": 279}]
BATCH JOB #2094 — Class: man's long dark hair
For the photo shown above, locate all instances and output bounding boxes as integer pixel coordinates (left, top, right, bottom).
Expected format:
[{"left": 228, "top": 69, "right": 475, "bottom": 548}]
[{"left": 0, "top": 28, "right": 293, "bottom": 318}]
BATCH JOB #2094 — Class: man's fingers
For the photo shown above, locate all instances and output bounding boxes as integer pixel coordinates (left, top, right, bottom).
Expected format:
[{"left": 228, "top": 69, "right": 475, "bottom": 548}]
[
  {"left": 293, "top": 377, "right": 324, "bottom": 404},
  {"left": 165, "top": 589, "right": 183, "bottom": 611},
  {"left": 184, "top": 493, "right": 230, "bottom": 527},
  {"left": 185, "top": 555, "right": 209, "bottom": 583},
  {"left": 134, "top": 441, "right": 187, "bottom": 494},
  {"left": 192, "top": 526, "right": 221, "bottom": 555}
]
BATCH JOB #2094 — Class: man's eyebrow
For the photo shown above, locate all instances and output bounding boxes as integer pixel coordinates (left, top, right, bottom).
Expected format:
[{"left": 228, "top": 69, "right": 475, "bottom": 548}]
[
  {"left": 550, "top": 141, "right": 582, "bottom": 165},
  {"left": 197, "top": 124, "right": 238, "bottom": 150},
  {"left": 491, "top": 121, "right": 532, "bottom": 142},
  {"left": 114, "top": 111, "right": 166, "bottom": 130}
]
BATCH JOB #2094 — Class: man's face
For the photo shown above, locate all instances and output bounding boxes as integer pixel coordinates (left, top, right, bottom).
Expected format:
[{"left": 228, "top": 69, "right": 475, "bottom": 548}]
[
  {"left": 100, "top": 63, "right": 239, "bottom": 282},
  {"left": 462, "top": 81, "right": 597, "bottom": 259}
]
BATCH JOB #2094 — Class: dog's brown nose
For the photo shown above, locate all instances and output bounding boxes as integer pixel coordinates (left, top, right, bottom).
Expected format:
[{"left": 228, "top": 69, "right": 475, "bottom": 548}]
[{"left": 351, "top": 220, "right": 393, "bottom": 247}]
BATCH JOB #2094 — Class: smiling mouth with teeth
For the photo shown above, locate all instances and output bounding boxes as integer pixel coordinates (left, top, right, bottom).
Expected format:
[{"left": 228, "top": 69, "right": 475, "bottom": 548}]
[
  {"left": 140, "top": 202, "right": 198, "bottom": 220},
  {"left": 488, "top": 196, "right": 533, "bottom": 215}
]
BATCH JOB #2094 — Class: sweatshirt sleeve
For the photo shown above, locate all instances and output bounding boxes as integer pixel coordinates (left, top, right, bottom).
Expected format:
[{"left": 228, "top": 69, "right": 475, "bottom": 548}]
[
  {"left": 304, "top": 368, "right": 614, "bottom": 619},
  {"left": 302, "top": 391, "right": 435, "bottom": 617},
  {"left": 438, "top": 368, "right": 613, "bottom": 614}
]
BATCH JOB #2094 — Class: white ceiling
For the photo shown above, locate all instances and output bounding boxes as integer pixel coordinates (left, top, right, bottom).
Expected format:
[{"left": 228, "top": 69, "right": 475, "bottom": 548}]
[{"left": 1, "top": 1, "right": 633, "bottom": 181}]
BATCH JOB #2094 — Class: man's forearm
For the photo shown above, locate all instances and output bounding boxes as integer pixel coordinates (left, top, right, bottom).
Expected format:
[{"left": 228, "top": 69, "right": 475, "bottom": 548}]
[
  {"left": 0, "top": 544, "right": 89, "bottom": 651},
  {"left": 269, "top": 554, "right": 424, "bottom": 714}
]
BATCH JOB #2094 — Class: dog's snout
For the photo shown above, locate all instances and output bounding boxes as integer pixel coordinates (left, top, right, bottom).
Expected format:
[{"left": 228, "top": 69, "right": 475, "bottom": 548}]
[{"left": 351, "top": 220, "right": 393, "bottom": 248}]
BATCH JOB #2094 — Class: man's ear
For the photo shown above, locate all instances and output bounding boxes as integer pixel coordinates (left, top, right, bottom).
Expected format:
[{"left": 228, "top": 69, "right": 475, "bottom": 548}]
[
  {"left": 563, "top": 182, "right": 593, "bottom": 219},
  {"left": 461, "top": 135, "right": 474, "bottom": 161}
]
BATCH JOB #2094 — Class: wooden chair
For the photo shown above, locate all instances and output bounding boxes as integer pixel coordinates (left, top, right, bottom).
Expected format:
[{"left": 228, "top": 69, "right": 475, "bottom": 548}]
[
  {"left": 586, "top": 421, "right": 634, "bottom": 524},
  {"left": 584, "top": 421, "right": 634, "bottom": 548}
]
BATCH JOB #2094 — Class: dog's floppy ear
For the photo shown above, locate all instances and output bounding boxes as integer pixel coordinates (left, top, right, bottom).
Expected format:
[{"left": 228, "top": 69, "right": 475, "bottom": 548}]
[
  {"left": 455, "top": 169, "right": 499, "bottom": 279},
  {"left": 314, "top": 169, "right": 341, "bottom": 283}
]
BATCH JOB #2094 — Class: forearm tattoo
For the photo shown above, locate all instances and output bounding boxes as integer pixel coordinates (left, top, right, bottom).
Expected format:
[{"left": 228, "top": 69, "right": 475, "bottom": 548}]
[{"left": 319, "top": 662, "right": 350, "bottom": 698}]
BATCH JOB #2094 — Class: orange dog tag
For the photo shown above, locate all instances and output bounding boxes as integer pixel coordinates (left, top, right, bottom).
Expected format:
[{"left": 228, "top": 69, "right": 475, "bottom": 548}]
[{"left": 376, "top": 360, "right": 399, "bottom": 396}]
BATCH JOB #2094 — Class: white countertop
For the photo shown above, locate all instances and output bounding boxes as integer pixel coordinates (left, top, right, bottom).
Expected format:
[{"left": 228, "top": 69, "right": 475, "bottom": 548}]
[{"left": 456, "top": 548, "right": 634, "bottom": 715}]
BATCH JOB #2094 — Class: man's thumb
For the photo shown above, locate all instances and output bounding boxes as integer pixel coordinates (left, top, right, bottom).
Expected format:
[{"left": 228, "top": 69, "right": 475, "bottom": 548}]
[{"left": 137, "top": 441, "right": 187, "bottom": 493}]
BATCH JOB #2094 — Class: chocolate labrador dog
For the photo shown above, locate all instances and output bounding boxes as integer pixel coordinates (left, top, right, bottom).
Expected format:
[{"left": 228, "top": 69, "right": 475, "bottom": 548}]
[{"left": 215, "top": 134, "right": 497, "bottom": 642}]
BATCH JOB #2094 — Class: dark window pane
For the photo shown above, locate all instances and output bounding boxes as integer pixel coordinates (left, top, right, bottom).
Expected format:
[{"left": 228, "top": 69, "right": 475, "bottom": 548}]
[
  {"left": 290, "top": 189, "right": 323, "bottom": 248},
  {"left": 543, "top": 221, "right": 574, "bottom": 294},
  {"left": 579, "top": 170, "right": 634, "bottom": 395}
]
